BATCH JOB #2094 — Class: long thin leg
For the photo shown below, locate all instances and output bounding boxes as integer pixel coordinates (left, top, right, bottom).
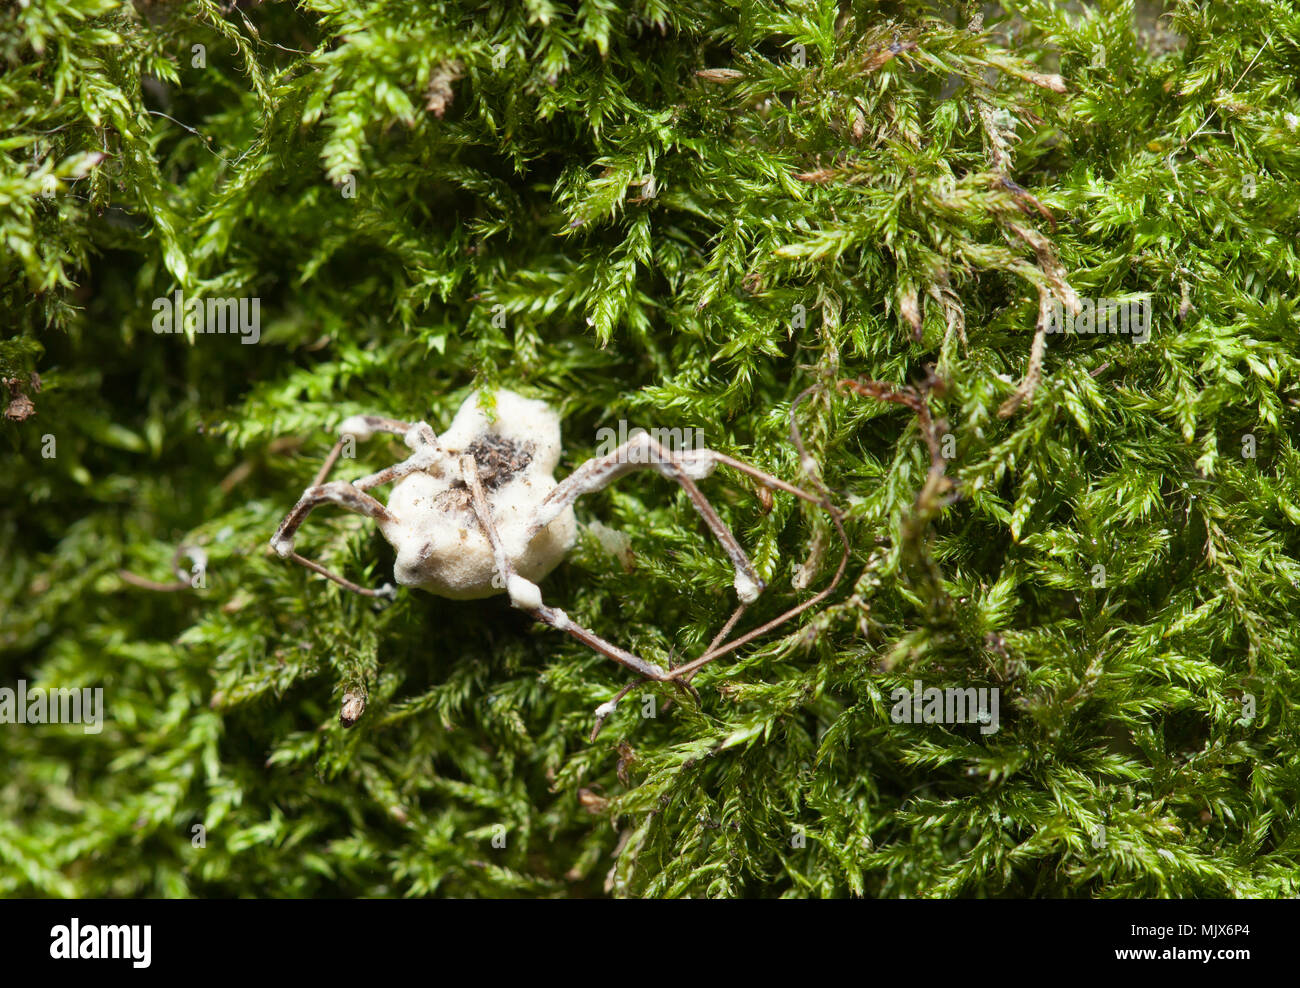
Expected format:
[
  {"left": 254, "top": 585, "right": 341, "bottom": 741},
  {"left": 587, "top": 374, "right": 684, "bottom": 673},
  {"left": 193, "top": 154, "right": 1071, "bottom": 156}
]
[
  {"left": 527, "top": 390, "right": 850, "bottom": 692},
  {"left": 270, "top": 480, "right": 398, "bottom": 597},
  {"left": 268, "top": 415, "right": 441, "bottom": 597},
  {"left": 530, "top": 425, "right": 846, "bottom": 642},
  {"left": 460, "top": 454, "right": 674, "bottom": 685},
  {"left": 656, "top": 601, "right": 746, "bottom": 717},
  {"left": 522, "top": 432, "right": 794, "bottom": 728},
  {"left": 665, "top": 387, "right": 850, "bottom": 680},
  {"left": 344, "top": 429, "right": 440, "bottom": 494},
  {"left": 680, "top": 600, "right": 748, "bottom": 685},
  {"left": 528, "top": 433, "right": 773, "bottom": 603}
]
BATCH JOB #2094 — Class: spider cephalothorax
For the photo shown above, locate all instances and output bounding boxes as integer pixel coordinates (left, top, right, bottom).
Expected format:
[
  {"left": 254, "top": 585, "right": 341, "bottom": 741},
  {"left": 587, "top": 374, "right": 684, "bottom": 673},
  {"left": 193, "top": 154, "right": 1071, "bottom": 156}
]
[{"left": 270, "top": 387, "right": 847, "bottom": 734}]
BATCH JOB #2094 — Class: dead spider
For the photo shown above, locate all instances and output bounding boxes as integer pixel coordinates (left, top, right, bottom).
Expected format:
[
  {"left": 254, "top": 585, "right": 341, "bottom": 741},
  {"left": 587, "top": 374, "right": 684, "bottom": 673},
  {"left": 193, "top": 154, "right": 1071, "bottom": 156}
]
[{"left": 269, "top": 388, "right": 848, "bottom": 734}]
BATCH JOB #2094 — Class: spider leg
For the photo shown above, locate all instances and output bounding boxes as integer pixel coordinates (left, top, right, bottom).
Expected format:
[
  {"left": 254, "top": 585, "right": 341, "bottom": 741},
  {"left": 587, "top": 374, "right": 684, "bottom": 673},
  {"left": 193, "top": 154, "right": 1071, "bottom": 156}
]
[
  {"left": 527, "top": 391, "right": 850, "bottom": 687},
  {"left": 515, "top": 433, "right": 786, "bottom": 729},
  {"left": 660, "top": 387, "right": 850, "bottom": 681},
  {"left": 270, "top": 481, "right": 398, "bottom": 597},
  {"left": 344, "top": 425, "right": 440, "bottom": 492},
  {"left": 527, "top": 432, "right": 768, "bottom": 603},
  {"left": 460, "top": 454, "right": 675, "bottom": 692},
  {"left": 268, "top": 416, "right": 440, "bottom": 599},
  {"left": 588, "top": 679, "right": 640, "bottom": 742},
  {"left": 676, "top": 599, "right": 748, "bottom": 686}
]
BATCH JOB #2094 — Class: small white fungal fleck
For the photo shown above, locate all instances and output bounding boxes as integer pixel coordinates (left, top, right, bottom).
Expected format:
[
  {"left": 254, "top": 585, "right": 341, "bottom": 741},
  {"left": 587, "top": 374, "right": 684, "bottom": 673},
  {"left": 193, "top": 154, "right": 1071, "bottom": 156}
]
[
  {"left": 339, "top": 415, "right": 375, "bottom": 440},
  {"left": 506, "top": 574, "right": 543, "bottom": 611},
  {"left": 551, "top": 608, "right": 571, "bottom": 631},
  {"left": 678, "top": 450, "right": 716, "bottom": 480},
  {"left": 594, "top": 701, "right": 617, "bottom": 719},
  {"left": 734, "top": 570, "right": 761, "bottom": 604}
]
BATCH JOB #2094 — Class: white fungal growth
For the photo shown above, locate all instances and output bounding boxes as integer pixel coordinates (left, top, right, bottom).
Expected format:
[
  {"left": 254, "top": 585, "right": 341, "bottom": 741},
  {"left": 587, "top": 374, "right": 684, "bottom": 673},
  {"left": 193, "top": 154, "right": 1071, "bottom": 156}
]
[
  {"left": 677, "top": 450, "right": 716, "bottom": 480},
  {"left": 531, "top": 500, "right": 565, "bottom": 530},
  {"left": 594, "top": 701, "right": 618, "bottom": 720},
  {"left": 734, "top": 569, "right": 762, "bottom": 604},
  {"left": 551, "top": 608, "right": 571, "bottom": 631},
  {"left": 339, "top": 415, "right": 376, "bottom": 440},
  {"left": 380, "top": 390, "right": 577, "bottom": 600},
  {"left": 506, "top": 574, "right": 543, "bottom": 611}
]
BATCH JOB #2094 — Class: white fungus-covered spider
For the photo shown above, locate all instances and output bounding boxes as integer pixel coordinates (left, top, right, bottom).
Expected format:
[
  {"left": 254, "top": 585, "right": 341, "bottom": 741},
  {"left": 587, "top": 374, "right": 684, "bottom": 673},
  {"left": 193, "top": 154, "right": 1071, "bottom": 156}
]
[{"left": 270, "top": 388, "right": 847, "bottom": 734}]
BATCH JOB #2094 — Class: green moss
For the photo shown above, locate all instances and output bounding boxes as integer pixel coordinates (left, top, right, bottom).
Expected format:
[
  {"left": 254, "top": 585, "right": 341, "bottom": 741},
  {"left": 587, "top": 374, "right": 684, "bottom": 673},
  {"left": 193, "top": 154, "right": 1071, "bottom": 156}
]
[{"left": 2, "top": 0, "right": 1299, "bottom": 898}]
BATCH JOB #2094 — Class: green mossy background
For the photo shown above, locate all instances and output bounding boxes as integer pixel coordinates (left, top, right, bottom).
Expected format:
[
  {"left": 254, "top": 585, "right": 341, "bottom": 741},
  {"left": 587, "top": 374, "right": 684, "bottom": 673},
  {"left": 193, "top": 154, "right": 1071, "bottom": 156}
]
[{"left": 3, "top": 0, "right": 1299, "bottom": 897}]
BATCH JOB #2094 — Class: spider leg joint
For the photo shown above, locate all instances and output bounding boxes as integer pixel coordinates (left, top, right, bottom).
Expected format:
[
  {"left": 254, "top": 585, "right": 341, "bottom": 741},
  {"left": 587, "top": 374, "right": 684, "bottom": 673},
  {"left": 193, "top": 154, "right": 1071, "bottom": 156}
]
[
  {"left": 734, "top": 569, "right": 763, "bottom": 604},
  {"left": 677, "top": 449, "right": 717, "bottom": 480},
  {"left": 506, "top": 573, "right": 543, "bottom": 611},
  {"left": 339, "top": 415, "right": 377, "bottom": 440},
  {"left": 403, "top": 422, "right": 436, "bottom": 452},
  {"left": 593, "top": 700, "right": 618, "bottom": 720}
]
